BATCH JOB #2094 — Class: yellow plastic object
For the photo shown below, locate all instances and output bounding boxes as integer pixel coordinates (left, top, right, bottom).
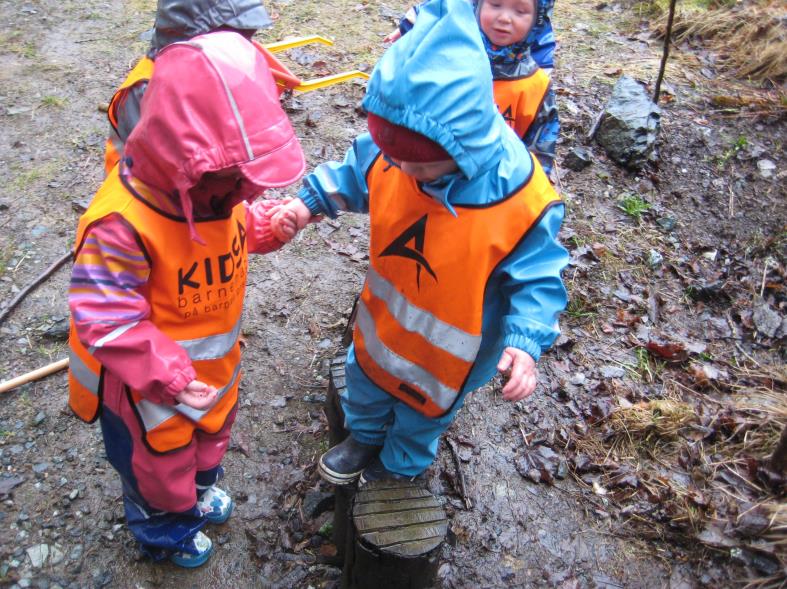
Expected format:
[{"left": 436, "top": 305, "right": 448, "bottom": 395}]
[
  {"left": 295, "top": 70, "right": 370, "bottom": 93},
  {"left": 264, "top": 35, "right": 334, "bottom": 53}
]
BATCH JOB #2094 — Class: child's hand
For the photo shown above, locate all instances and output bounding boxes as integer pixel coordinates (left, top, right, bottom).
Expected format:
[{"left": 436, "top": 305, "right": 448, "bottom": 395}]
[
  {"left": 383, "top": 28, "right": 402, "bottom": 44},
  {"left": 175, "top": 380, "right": 218, "bottom": 410},
  {"left": 270, "top": 206, "right": 298, "bottom": 242},
  {"left": 279, "top": 197, "right": 317, "bottom": 230},
  {"left": 496, "top": 348, "right": 537, "bottom": 402}
]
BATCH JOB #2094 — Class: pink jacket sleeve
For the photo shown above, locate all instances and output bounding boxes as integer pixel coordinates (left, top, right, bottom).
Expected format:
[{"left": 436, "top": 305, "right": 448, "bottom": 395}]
[
  {"left": 244, "top": 199, "right": 287, "bottom": 254},
  {"left": 68, "top": 214, "right": 194, "bottom": 404}
]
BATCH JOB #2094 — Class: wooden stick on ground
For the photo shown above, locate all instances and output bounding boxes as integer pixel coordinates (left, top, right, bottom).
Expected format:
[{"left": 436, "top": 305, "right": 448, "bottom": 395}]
[
  {"left": 0, "top": 358, "right": 69, "bottom": 394},
  {"left": 446, "top": 438, "right": 473, "bottom": 510},
  {"left": 0, "top": 251, "right": 72, "bottom": 326}
]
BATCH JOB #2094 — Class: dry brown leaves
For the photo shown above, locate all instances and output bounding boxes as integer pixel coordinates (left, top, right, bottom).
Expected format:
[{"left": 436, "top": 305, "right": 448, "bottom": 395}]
[{"left": 569, "top": 376, "right": 786, "bottom": 584}]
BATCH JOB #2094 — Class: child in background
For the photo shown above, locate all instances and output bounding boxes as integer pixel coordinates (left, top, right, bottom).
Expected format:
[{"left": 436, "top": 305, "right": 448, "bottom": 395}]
[
  {"left": 387, "top": 0, "right": 560, "bottom": 176},
  {"left": 68, "top": 31, "right": 304, "bottom": 567},
  {"left": 389, "top": 0, "right": 556, "bottom": 71},
  {"left": 104, "top": 0, "right": 272, "bottom": 174},
  {"left": 275, "top": 0, "right": 568, "bottom": 485},
  {"left": 479, "top": 0, "right": 559, "bottom": 175}
]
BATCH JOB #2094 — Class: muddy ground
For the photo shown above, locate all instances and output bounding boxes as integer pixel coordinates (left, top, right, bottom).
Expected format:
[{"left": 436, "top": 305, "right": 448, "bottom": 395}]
[{"left": 0, "top": 0, "right": 784, "bottom": 587}]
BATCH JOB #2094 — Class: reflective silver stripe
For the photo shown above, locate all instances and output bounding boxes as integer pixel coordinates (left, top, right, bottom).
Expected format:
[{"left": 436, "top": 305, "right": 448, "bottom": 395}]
[
  {"left": 211, "top": 58, "right": 253, "bottom": 159},
  {"left": 366, "top": 267, "right": 481, "bottom": 363},
  {"left": 93, "top": 321, "right": 140, "bottom": 349},
  {"left": 357, "top": 300, "right": 458, "bottom": 411},
  {"left": 68, "top": 348, "right": 100, "bottom": 394},
  {"left": 136, "top": 364, "right": 241, "bottom": 432},
  {"left": 176, "top": 319, "right": 241, "bottom": 361},
  {"left": 174, "top": 363, "right": 240, "bottom": 422}
]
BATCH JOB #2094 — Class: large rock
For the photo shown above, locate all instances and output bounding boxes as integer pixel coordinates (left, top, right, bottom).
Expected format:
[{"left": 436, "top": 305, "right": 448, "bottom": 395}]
[{"left": 596, "top": 76, "right": 661, "bottom": 169}]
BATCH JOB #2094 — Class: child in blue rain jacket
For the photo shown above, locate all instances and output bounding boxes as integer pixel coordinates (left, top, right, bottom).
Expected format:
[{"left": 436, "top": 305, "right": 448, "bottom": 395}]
[
  {"left": 389, "top": 0, "right": 560, "bottom": 176},
  {"left": 277, "top": 0, "right": 568, "bottom": 484}
]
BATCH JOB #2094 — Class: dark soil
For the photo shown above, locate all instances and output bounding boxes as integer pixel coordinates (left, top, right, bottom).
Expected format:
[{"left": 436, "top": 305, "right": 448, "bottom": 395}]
[{"left": 0, "top": 0, "right": 784, "bottom": 588}]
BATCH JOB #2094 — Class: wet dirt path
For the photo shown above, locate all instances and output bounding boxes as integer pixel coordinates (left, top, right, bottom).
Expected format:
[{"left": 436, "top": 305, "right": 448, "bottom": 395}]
[{"left": 1, "top": 0, "right": 784, "bottom": 587}]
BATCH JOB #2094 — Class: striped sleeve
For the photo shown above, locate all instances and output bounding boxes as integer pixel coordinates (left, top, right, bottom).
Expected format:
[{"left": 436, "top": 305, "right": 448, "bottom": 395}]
[{"left": 69, "top": 214, "right": 195, "bottom": 403}]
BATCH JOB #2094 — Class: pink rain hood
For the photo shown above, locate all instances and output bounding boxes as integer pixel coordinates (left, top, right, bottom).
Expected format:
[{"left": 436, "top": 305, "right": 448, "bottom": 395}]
[{"left": 123, "top": 30, "right": 305, "bottom": 242}]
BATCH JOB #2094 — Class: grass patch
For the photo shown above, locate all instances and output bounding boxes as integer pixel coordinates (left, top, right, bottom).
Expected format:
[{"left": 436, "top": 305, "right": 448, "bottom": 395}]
[
  {"left": 0, "top": 30, "right": 37, "bottom": 58},
  {"left": 647, "top": 0, "right": 787, "bottom": 84},
  {"left": 618, "top": 193, "right": 651, "bottom": 220},
  {"left": 715, "top": 135, "right": 748, "bottom": 169},
  {"left": 607, "top": 398, "right": 699, "bottom": 445},
  {"left": 40, "top": 95, "right": 67, "bottom": 108},
  {"left": 572, "top": 367, "right": 787, "bottom": 581},
  {"left": 0, "top": 242, "right": 14, "bottom": 277},
  {"left": 566, "top": 295, "right": 598, "bottom": 320},
  {"left": 631, "top": 347, "right": 666, "bottom": 382},
  {"left": 9, "top": 161, "right": 60, "bottom": 192}
]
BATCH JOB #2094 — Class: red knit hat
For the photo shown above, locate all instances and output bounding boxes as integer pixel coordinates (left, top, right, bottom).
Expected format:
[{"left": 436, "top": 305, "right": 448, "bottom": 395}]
[{"left": 367, "top": 113, "right": 450, "bottom": 162}]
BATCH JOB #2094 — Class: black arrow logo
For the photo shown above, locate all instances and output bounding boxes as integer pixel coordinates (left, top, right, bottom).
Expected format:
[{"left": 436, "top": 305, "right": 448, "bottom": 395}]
[{"left": 380, "top": 214, "right": 437, "bottom": 289}]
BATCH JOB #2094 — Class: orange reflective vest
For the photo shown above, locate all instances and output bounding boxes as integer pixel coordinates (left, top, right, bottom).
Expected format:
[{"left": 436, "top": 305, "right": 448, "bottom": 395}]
[
  {"left": 104, "top": 57, "right": 155, "bottom": 176},
  {"left": 493, "top": 68, "right": 551, "bottom": 139},
  {"left": 353, "top": 156, "right": 559, "bottom": 418},
  {"left": 68, "top": 167, "right": 247, "bottom": 453}
]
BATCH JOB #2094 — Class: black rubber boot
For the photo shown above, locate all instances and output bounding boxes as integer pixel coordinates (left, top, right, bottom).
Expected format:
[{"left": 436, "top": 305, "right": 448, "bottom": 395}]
[
  {"left": 359, "top": 457, "right": 417, "bottom": 486},
  {"left": 318, "top": 437, "right": 382, "bottom": 485}
]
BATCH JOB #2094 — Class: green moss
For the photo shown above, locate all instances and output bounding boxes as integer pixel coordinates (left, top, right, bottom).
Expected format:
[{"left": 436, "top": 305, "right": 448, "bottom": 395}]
[
  {"left": 0, "top": 31, "right": 37, "bottom": 58},
  {"left": 618, "top": 193, "right": 651, "bottom": 220},
  {"left": 40, "top": 95, "right": 67, "bottom": 108}
]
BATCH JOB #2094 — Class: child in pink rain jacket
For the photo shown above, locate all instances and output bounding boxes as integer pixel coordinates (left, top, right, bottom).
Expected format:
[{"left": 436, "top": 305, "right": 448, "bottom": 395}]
[{"left": 67, "top": 31, "right": 303, "bottom": 567}]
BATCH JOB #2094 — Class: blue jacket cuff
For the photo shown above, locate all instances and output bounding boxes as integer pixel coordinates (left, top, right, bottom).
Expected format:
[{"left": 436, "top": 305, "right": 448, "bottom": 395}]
[
  {"left": 502, "top": 334, "right": 542, "bottom": 362},
  {"left": 297, "top": 186, "right": 328, "bottom": 218}
]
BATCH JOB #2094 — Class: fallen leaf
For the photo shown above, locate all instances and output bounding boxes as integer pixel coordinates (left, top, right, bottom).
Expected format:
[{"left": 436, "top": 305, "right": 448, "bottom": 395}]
[
  {"left": 319, "top": 543, "right": 338, "bottom": 558},
  {"left": 688, "top": 362, "right": 728, "bottom": 387},
  {"left": 615, "top": 308, "right": 639, "bottom": 327},
  {"left": 230, "top": 432, "right": 250, "bottom": 457},
  {"left": 293, "top": 538, "right": 311, "bottom": 553},
  {"left": 307, "top": 320, "right": 322, "bottom": 338},
  {"left": 646, "top": 339, "right": 689, "bottom": 362}
]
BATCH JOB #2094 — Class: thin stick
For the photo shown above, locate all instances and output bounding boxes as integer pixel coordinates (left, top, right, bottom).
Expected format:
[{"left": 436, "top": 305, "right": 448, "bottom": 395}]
[
  {"left": 586, "top": 110, "right": 604, "bottom": 143},
  {"left": 0, "top": 358, "right": 69, "bottom": 394},
  {"left": 653, "top": 0, "right": 678, "bottom": 103},
  {"left": 760, "top": 260, "right": 769, "bottom": 297},
  {"left": 446, "top": 438, "right": 473, "bottom": 510},
  {"left": 0, "top": 251, "right": 72, "bottom": 325},
  {"left": 728, "top": 185, "right": 735, "bottom": 218}
]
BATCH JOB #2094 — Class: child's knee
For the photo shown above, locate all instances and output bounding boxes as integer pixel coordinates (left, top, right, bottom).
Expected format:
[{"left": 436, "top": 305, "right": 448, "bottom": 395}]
[{"left": 132, "top": 443, "right": 199, "bottom": 512}]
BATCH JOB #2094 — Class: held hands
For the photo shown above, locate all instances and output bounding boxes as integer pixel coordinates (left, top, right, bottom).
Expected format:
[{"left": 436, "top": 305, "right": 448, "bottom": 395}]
[
  {"left": 497, "top": 348, "right": 537, "bottom": 402},
  {"left": 268, "top": 198, "right": 318, "bottom": 243},
  {"left": 175, "top": 380, "right": 218, "bottom": 410},
  {"left": 269, "top": 206, "right": 298, "bottom": 243}
]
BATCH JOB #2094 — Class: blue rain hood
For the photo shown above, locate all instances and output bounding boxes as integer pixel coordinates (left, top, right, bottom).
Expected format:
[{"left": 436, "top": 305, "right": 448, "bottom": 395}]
[{"left": 362, "top": 0, "right": 508, "bottom": 180}]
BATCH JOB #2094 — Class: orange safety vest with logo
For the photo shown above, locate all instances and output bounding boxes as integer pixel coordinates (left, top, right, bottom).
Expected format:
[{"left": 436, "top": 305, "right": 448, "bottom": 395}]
[
  {"left": 68, "top": 166, "right": 247, "bottom": 453},
  {"left": 493, "top": 68, "right": 550, "bottom": 139},
  {"left": 104, "top": 57, "right": 155, "bottom": 176},
  {"left": 354, "top": 156, "right": 559, "bottom": 418}
]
